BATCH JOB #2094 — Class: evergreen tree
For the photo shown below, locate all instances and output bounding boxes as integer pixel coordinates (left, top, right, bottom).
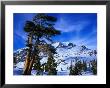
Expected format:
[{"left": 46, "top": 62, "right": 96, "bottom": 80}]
[
  {"left": 32, "top": 14, "right": 60, "bottom": 75},
  {"left": 91, "top": 60, "right": 97, "bottom": 75},
  {"left": 46, "top": 45, "right": 57, "bottom": 75},
  {"left": 42, "top": 44, "right": 57, "bottom": 75},
  {"left": 13, "top": 55, "right": 17, "bottom": 64},
  {"left": 69, "top": 60, "right": 83, "bottom": 75},
  {"left": 34, "top": 56, "right": 42, "bottom": 75},
  {"left": 82, "top": 60, "right": 87, "bottom": 71},
  {"left": 69, "top": 60, "right": 74, "bottom": 75},
  {"left": 46, "top": 56, "right": 57, "bottom": 75},
  {"left": 23, "top": 13, "right": 61, "bottom": 75},
  {"left": 23, "top": 21, "right": 35, "bottom": 75}
]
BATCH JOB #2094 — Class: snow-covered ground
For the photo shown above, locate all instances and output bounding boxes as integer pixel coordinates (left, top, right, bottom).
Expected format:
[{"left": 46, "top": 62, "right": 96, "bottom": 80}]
[{"left": 13, "top": 42, "right": 97, "bottom": 75}]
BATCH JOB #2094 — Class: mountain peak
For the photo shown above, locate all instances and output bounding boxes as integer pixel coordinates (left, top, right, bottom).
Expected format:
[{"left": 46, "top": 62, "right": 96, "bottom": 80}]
[
  {"left": 14, "top": 41, "right": 97, "bottom": 75},
  {"left": 52, "top": 42, "right": 77, "bottom": 49}
]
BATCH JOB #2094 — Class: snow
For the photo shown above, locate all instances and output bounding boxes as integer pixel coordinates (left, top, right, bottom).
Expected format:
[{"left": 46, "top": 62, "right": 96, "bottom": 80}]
[
  {"left": 40, "top": 57, "right": 48, "bottom": 64},
  {"left": 81, "top": 71, "right": 93, "bottom": 76},
  {"left": 62, "top": 42, "right": 70, "bottom": 46},
  {"left": 15, "top": 62, "right": 24, "bottom": 69},
  {"left": 57, "top": 70, "right": 70, "bottom": 75},
  {"left": 13, "top": 67, "right": 23, "bottom": 75},
  {"left": 52, "top": 42, "right": 60, "bottom": 48},
  {"left": 31, "top": 70, "right": 37, "bottom": 75},
  {"left": 13, "top": 42, "right": 97, "bottom": 76}
]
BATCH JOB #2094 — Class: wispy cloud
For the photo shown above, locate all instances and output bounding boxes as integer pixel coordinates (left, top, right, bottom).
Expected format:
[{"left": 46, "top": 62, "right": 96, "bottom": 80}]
[
  {"left": 14, "top": 13, "right": 97, "bottom": 50},
  {"left": 14, "top": 13, "right": 36, "bottom": 41},
  {"left": 68, "top": 26, "right": 97, "bottom": 49},
  {"left": 55, "top": 16, "right": 91, "bottom": 33},
  {"left": 15, "top": 31, "right": 27, "bottom": 40},
  {"left": 14, "top": 23, "right": 27, "bottom": 41}
]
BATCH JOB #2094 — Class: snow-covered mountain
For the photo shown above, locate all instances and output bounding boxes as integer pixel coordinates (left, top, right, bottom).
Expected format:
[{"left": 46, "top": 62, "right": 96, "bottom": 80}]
[{"left": 13, "top": 42, "right": 97, "bottom": 75}]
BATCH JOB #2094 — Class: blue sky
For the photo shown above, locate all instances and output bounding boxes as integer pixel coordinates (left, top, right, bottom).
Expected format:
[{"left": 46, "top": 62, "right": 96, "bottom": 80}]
[{"left": 14, "top": 13, "right": 97, "bottom": 51}]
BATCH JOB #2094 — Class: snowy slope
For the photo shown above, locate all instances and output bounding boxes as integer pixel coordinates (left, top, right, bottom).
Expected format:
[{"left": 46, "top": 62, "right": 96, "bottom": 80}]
[{"left": 13, "top": 42, "right": 97, "bottom": 75}]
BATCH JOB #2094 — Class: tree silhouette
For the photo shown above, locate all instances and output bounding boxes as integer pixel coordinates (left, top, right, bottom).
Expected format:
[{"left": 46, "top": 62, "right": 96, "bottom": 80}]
[
  {"left": 91, "top": 59, "right": 97, "bottom": 75},
  {"left": 69, "top": 60, "right": 84, "bottom": 75},
  {"left": 23, "top": 21, "right": 35, "bottom": 75},
  {"left": 23, "top": 13, "right": 61, "bottom": 75},
  {"left": 82, "top": 60, "right": 87, "bottom": 71},
  {"left": 45, "top": 44, "right": 57, "bottom": 75}
]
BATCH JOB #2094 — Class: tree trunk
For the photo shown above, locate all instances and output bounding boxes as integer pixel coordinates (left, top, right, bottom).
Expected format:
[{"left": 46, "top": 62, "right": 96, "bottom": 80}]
[
  {"left": 28, "top": 56, "right": 35, "bottom": 74},
  {"left": 23, "top": 33, "right": 33, "bottom": 75},
  {"left": 23, "top": 55, "right": 31, "bottom": 75}
]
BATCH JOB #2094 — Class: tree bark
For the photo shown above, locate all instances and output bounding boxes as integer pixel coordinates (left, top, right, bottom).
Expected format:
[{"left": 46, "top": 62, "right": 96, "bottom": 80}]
[
  {"left": 23, "top": 33, "right": 32, "bottom": 75},
  {"left": 23, "top": 54, "right": 31, "bottom": 75},
  {"left": 28, "top": 56, "right": 35, "bottom": 74}
]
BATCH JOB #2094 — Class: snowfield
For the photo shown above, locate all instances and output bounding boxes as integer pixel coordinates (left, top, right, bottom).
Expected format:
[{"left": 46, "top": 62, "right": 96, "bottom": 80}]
[{"left": 13, "top": 42, "right": 97, "bottom": 75}]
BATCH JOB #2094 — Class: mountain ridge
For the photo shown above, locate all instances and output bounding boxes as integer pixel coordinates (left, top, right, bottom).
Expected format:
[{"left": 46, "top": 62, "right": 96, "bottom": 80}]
[{"left": 13, "top": 42, "right": 97, "bottom": 75}]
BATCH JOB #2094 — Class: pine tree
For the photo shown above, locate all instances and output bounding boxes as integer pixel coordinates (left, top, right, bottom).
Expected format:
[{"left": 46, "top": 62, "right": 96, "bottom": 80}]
[
  {"left": 32, "top": 14, "right": 60, "bottom": 75},
  {"left": 69, "top": 60, "right": 83, "bottom": 75},
  {"left": 13, "top": 55, "right": 17, "bottom": 64},
  {"left": 46, "top": 56, "right": 57, "bottom": 75},
  {"left": 82, "top": 60, "right": 87, "bottom": 71},
  {"left": 91, "top": 60, "right": 97, "bottom": 75},
  {"left": 23, "top": 13, "right": 61, "bottom": 75},
  {"left": 69, "top": 60, "right": 74, "bottom": 75},
  {"left": 46, "top": 45, "right": 57, "bottom": 75},
  {"left": 23, "top": 21, "right": 35, "bottom": 75},
  {"left": 34, "top": 56, "right": 42, "bottom": 75},
  {"left": 75, "top": 60, "right": 82, "bottom": 75}
]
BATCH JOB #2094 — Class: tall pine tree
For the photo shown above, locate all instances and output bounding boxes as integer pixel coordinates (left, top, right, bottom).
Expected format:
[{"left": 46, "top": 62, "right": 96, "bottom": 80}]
[
  {"left": 23, "top": 21, "right": 35, "bottom": 75},
  {"left": 23, "top": 13, "right": 61, "bottom": 75},
  {"left": 45, "top": 45, "right": 57, "bottom": 75}
]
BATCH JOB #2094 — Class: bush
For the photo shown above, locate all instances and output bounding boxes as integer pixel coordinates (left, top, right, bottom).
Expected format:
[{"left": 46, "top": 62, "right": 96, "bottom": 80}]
[
  {"left": 69, "top": 59, "right": 88, "bottom": 75},
  {"left": 69, "top": 60, "right": 83, "bottom": 75},
  {"left": 91, "top": 60, "right": 97, "bottom": 75}
]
